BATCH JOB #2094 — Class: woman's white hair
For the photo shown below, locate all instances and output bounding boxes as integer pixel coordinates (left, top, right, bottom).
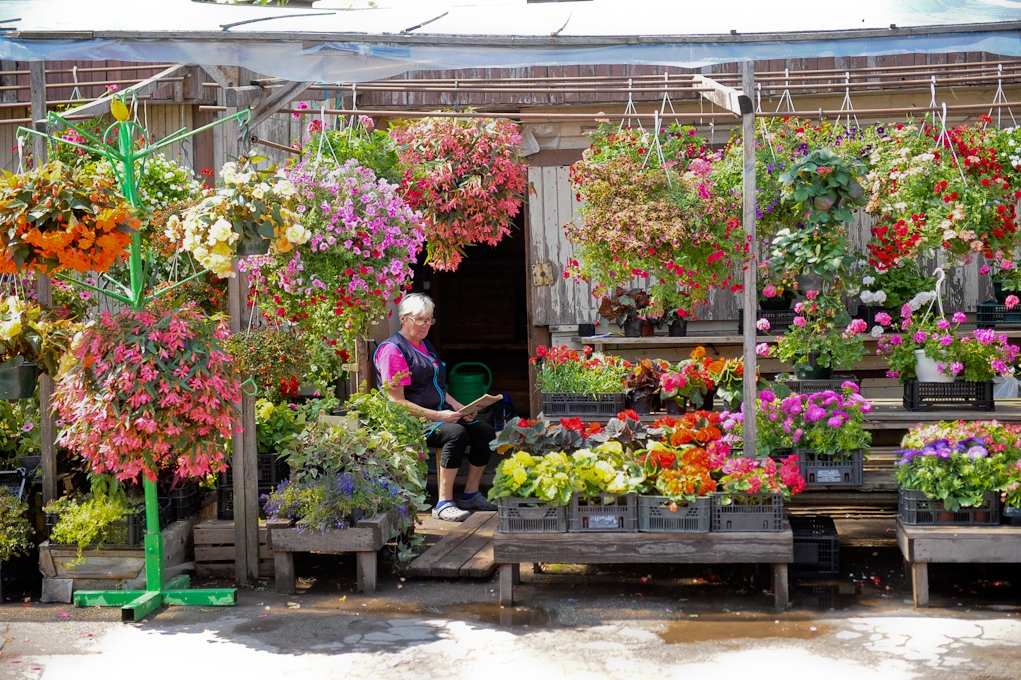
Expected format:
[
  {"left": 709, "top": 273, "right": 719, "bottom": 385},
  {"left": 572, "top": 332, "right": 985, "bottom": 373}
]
[{"left": 399, "top": 293, "right": 435, "bottom": 319}]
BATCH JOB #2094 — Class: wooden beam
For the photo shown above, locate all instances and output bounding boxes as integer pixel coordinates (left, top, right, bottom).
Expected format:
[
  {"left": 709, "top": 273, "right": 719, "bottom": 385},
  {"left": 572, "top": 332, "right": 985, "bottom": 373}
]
[
  {"left": 246, "top": 79, "right": 315, "bottom": 133},
  {"left": 740, "top": 61, "right": 757, "bottom": 458},
  {"left": 49, "top": 64, "right": 186, "bottom": 128},
  {"left": 693, "top": 74, "right": 752, "bottom": 116}
]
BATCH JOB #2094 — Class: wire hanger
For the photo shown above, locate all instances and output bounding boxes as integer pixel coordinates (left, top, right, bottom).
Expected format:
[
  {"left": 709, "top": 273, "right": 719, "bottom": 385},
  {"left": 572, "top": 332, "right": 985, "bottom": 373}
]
[
  {"left": 833, "top": 71, "right": 859, "bottom": 130},
  {"left": 774, "top": 69, "right": 795, "bottom": 114},
  {"left": 69, "top": 65, "right": 82, "bottom": 101},
  {"left": 989, "top": 63, "right": 1017, "bottom": 128},
  {"left": 619, "top": 78, "right": 643, "bottom": 131},
  {"left": 934, "top": 101, "right": 968, "bottom": 183}
]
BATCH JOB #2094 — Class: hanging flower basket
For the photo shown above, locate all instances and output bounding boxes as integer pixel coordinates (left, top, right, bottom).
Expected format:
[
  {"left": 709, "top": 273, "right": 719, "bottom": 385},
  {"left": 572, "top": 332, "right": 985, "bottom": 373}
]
[{"left": 0, "top": 362, "right": 38, "bottom": 400}]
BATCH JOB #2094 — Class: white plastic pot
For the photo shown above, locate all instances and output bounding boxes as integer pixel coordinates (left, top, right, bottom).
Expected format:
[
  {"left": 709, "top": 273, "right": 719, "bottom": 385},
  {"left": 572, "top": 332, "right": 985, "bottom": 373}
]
[{"left": 914, "top": 349, "right": 954, "bottom": 383}]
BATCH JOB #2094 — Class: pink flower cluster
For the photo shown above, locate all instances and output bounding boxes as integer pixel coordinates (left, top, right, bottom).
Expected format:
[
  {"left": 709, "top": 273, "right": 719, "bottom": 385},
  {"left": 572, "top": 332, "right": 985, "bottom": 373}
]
[
  {"left": 717, "top": 455, "right": 806, "bottom": 496},
  {"left": 52, "top": 306, "right": 241, "bottom": 481}
]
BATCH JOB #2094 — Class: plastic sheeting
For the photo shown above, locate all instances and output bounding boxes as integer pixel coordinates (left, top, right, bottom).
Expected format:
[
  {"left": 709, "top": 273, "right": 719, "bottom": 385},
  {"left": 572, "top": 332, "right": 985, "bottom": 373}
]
[{"left": 0, "top": 0, "right": 1020, "bottom": 82}]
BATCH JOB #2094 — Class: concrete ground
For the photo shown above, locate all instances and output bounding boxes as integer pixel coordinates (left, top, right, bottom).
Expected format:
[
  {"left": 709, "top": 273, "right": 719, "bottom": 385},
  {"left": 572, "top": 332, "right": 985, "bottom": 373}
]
[{"left": 0, "top": 545, "right": 1020, "bottom": 680}]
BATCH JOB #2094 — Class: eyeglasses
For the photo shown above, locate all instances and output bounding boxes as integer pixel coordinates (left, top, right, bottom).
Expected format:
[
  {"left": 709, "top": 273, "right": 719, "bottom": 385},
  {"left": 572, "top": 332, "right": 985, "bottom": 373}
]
[{"left": 404, "top": 316, "right": 435, "bottom": 327}]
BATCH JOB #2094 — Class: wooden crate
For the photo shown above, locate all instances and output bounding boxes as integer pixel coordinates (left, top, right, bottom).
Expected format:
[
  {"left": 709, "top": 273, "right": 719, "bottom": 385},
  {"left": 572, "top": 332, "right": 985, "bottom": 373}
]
[{"left": 193, "top": 519, "right": 280, "bottom": 578}]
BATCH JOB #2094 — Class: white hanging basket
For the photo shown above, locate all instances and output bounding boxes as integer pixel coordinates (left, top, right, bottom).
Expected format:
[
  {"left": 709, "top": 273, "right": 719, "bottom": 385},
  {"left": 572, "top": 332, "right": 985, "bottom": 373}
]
[{"left": 914, "top": 350, "right": 954, "bottom": 383}]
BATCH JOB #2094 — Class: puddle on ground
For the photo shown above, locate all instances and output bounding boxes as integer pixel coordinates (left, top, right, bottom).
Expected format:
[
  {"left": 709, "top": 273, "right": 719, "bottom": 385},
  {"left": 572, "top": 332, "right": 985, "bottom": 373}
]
[
  {"left": 333, "top": 600, "right": 555, "bottom": 628},
  {"left": 659, "top": 617, "right": 832, "bottom": 644}
]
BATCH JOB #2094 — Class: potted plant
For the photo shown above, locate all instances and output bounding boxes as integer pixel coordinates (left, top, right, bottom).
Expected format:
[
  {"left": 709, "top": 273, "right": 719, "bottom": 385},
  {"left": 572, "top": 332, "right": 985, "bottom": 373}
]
[
  {"left": 389, "top": 115, "right": 527, "bottom": 271},
  {"left": 758, "top": 271, "right": 798, "bottom": 311},
  {"left": 710, "top": 453, "right": 805, "bottom": 532},
  {"left": 855, "top": 261, "right": 933, "bottom": 328},
  {"left": 622, "top": 358, "right": 666, "bottom": 415},
  {"left": 764, "top": 292, "right": 868, "bottom": 380},
  {"left": 705, "top": 356, "right": 767, "bottom": 412},
  {"left": 239, "top": 158, "right": 424, "bottom": 385},
  {"left": 0, "top": 295, "right": 77, "bottom": 400},
  {"left": 532, "top": 345, "right": 629, "bottom": 416},
  {"left": 0, "top": 160, "right": 138, "bottom": 276},
  {"left": 896, "top": 421, "right": 1014, "bottom": 524},
  {"left": 0, "top": 399, "right": 41, "bottom": 477},
  {"left": 223, "top": 326, "right": 310, "bottom": 401},
  {"left": 44, "top": 474, "right": 141, "bottom": 560},
  {"left": 877, "top": 307, "right": 1018, "bottom": 386},
  {"left": 598, "top": 288, "right": 652, "bottom": 337},
  {"left": 166, "top": 158, "right": 311, "bottom": 276},
  {"left": 52, "top": 304, "right": 242, "bottom": 482},
  {"left": 490, "top": 417, "right": 599, "bottom": 457}
]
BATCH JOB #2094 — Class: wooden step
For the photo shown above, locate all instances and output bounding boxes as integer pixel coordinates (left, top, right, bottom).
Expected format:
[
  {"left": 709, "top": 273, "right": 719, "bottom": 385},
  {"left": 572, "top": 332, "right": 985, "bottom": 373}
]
[{"left": 405, "top": 511, "right": 497, "bottom": 579}]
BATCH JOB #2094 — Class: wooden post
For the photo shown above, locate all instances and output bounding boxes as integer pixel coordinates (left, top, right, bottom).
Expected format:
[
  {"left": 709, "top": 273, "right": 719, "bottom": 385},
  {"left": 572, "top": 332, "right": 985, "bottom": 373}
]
[
  {"left": 29, "top": 61, "right": 58, "bottom": 504},
  {"left": 910, "top": 561, "right": 928, "bottom": 607},
  {"left": 499, "top": 563, "right": 515, "bottom": 606},
  {"left": 741, "top": 61, "right": 757, "bottom": 457},
  {"left": 355, "top": 551, "right": 377, "bottom": 593},
  {"left": 772, "top": 562, "right": 789, "bottom": 611}
]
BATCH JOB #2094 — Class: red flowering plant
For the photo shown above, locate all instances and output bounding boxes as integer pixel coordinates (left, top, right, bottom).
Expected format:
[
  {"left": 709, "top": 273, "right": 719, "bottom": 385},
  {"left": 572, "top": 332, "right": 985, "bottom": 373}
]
[
  {"left": 715, "top": 455, "right": 806, "bottom": 500},
  {"left": 389, "top": 115, "right": 527, "bottom": 271},
  {"left": 52, "top": 304, "right": 241, "bottom": 482},
  {"left": 239, "top": 158, "right": 424, "bottom": 384},
  {"left": 531, "top": 344, "right": 629, "bottom": 395},
  {"left": 865, "top": 118, "right": 1018, "bottom": 271},
  {"left": 490, "top": 417, "right": 597, "bottom": 457},
  {"left": 565, "top": 123, "right": 745, "bottom": 321}
]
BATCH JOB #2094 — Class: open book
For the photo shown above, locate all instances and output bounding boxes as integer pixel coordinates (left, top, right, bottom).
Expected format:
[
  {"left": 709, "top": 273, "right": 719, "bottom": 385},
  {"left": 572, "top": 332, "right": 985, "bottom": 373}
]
[{"left": 456, "top": 393, "right": 502, "bottom": 415}]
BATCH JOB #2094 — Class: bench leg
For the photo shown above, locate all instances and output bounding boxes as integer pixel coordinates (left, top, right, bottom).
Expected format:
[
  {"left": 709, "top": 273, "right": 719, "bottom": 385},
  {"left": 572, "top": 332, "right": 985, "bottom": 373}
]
[
  {"left": 772, "top": 563, "right": 789, "bottom": 611},
  {"left": 356, "top": 551, "right": 377, "bottom": 594},
  {"left": 274, "top": 551, "right": 295, "bottom": 595},
  {"left": 910, "top": 561, "right": 928, "bottom": 608},
  {"left": 499, "top": 563, "right": 516, "bottom": 606}
]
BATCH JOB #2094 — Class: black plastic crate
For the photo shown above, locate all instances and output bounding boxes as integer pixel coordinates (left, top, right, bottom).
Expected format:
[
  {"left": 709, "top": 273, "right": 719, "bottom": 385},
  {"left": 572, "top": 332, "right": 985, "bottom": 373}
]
[
  {"left": 856, "top": 305, "right": 895, "bottom": 330},
  {"left": 903, "top": 380, "right": 994, "bottom": 412},
  {"left": 1004, "top": 506, "right": 1021, "bottom": 527},
  {"left": 219, "top": 454, "right": 290, "bottom": 488},
  {"left": 976, "top": 301, "right": 1021, "bottom": 329},
  {"left": 497, "top": 497, "right": 567, "bottom": 533},
  {"left": 710, "top": 492, "right": 784, "bottom": 532},
  {"left": 47, "top": 505, "right": 147, "bottom": 546},
  {"left": 157, "top": 496, "right": 173, "bottom": 529},
  {"left": 794, "top": 449, "right": 864, "bottom": 487},
  {"left": 169, "top": 487, "right": 200, "bottom": 521},
  {"left": 899, "top": 489, "right": 1000, "bottom": 526},
  {"left": 541, "top": 393, "right": 626, "bottom": 418},
  {"left": 738, "top": 308, "right": 796, "bottom": 335},
  {"left": 0, "top": 469, "right": 27, "bottom": 501},
  {"left": 789, "top": 515, "right": 840, "bottom": 576},
  {"left": 217, "top": 485, "right": 275, "bottom": 521},
  {"left": 775, "top": 375, "right": 860, "bottom": 396},
  {"left": 568, "top": 493, "right": 638, "bottom": 532},
  {"left": 638, "top": 495, "right": 709, "bottom": 532}
]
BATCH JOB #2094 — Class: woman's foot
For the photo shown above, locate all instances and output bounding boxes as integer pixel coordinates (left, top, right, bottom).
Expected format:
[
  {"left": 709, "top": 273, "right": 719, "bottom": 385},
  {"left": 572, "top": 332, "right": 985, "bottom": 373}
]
[
  {"left": 456, "top": 491, "right": 497, "bottom": 511},
  {"left": 432, "top": 500, "right": 470, "bottom": 522}
]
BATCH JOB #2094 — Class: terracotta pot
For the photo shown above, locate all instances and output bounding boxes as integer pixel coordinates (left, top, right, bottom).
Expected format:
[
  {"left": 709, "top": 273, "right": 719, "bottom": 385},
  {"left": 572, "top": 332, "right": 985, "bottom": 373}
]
[{"left": 936, "top": 511, "right": 955, "bottom": 523}]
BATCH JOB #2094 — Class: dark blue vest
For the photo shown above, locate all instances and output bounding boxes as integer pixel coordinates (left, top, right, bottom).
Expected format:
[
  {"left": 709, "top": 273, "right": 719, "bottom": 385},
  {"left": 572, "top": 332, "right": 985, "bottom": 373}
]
[{"left": 374, "top": 332, "right": 447, "bottom": 411}]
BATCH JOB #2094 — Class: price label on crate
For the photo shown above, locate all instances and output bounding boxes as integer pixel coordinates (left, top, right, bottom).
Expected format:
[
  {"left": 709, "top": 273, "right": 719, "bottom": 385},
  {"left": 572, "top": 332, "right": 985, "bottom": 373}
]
[
  {"left": 815, "top": 469, "right": 843, "bottom": 484},
  {"left": 586, "top": 514, "right": 620, "bottom": 529}
]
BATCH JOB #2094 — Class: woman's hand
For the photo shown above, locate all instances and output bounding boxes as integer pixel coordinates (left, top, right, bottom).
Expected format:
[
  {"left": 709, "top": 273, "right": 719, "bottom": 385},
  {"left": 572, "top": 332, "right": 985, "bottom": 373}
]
[{"left": 436, "top": 410, "right": 463, "bottom": 424}]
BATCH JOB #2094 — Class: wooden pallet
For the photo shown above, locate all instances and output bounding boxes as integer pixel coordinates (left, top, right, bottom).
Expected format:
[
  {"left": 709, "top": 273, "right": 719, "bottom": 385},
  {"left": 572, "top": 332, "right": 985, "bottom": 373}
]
[
  {"left": 193, "top": 519, "right": 274, "bottom": 578},
  {"left": 404, "top": 511, "right": 497, "bottom": 579}
]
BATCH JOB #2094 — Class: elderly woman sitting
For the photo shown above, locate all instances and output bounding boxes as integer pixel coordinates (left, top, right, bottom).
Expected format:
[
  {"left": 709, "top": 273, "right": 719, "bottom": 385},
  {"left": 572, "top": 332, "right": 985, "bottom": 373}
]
[{"left": 373, "top": 293, "right": 497, "bottom": 522}]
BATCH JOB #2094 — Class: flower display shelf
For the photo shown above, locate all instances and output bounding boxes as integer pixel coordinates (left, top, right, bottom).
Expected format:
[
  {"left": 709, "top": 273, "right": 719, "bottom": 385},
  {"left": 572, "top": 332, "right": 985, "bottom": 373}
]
[
  {"left": 497, "top": 497, "right": 567, "bottom": 533},
  {"left": 789, "top": 515, "right": 840, "bottom": 577},
  {"left": 898, "top": 489, "right": 1000, "bottom": 526},
  {"left": 541, "top": 392, "right": 626, "bottom": 418},
  {"left": 638, "top": 496, "right": 709, "bottom": 533},
  {"left": 737, "top": 308, "right": 796, "bottom": 335},
  {"left": 976, "top": 301, "right": 1021, "bottom": 329},
  {"left": 774, "top": 374, "right": 859, "bottom": 396},
  {"left": 568, "top": 493, "right": 638, "bottom": 532},
  {"left": 793, "top": 448, "right": 864, "bottom": 487},
  {"left": 902, "top": 380, "right": 995, "bottom": 412},
  {"left": 855, "top": 305, "right": 894, "bottom": 331},
  {"left": 710, "top": 492, "right": 785, "bottom": 532}
]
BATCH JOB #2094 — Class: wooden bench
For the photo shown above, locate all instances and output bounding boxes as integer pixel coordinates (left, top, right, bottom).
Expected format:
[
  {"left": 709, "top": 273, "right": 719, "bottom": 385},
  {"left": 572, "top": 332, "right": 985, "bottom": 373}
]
[
  {"left": 897, "top": 519, "right": 1021, "bottom": 607},
  {"left": 493, "top": 523, "right": 794, "bottom": 611},
  {"left": 269, "top": 514, "right": 391, "bottom": 595}
]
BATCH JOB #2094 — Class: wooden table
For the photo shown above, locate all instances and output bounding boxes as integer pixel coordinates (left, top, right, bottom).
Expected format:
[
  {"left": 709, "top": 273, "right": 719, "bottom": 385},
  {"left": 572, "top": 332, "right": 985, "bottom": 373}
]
[
  {"left": 493, "top": 524, "right": 794, "bottom": 611},
  {"left": 897, "top": 518, "right": 1021, "bottom": 607},
  {"left": 269, "top": 514, "right": 390, "bottom": 595}
]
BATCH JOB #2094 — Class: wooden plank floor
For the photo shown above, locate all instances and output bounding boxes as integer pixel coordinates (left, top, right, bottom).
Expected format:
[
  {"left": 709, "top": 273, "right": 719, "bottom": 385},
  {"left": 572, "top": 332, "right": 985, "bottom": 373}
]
[{"left": 405, "top": 511, "right": 497, "bottom": 579}]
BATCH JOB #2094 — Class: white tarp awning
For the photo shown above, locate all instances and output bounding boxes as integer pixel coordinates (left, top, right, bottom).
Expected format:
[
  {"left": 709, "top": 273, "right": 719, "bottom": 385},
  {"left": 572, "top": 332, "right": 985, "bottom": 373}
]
[{"left": 1, "top": 0, "right": 1020, "bottom": 82}]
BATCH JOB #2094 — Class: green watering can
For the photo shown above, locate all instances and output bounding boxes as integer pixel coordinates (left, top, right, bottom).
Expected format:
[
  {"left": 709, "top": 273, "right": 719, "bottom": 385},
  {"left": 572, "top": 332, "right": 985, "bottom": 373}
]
[{"left": 447, "top": 362, "right": 493, "bottom": 407}]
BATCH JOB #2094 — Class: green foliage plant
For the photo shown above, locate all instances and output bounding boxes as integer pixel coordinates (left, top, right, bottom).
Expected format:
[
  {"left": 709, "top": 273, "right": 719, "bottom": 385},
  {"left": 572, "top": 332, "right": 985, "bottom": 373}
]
[
  {"left": 532, "top": 345, "right": 628, "bottom": 396},
  {"left": 0, "top": 487, "right": 32, "bottom": 563}
]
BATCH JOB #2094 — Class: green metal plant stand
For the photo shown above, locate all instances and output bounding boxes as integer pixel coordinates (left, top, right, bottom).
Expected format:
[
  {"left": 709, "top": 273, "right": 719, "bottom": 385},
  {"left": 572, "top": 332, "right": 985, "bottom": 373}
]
[{"left": 20, "top": 95, "right": 251, "bottom": 621}]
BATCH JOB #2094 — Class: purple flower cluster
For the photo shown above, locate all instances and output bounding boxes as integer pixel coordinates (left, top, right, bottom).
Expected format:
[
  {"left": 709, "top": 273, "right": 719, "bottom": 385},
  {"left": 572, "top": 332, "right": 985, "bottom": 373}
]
[{"left": 896, "top": 437, "right": 988, "bottom": 465}]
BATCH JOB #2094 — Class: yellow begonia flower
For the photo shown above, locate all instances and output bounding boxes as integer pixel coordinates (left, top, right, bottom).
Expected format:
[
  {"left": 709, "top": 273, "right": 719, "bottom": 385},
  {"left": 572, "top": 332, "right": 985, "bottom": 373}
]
[
  {"left": 0, "top": 319, "right": 22, "bottom": 341},
  {"left": 255, "top": 400, "right": 274, "bottom": 420},
  {"left": 511, "top": 468, "right": 528, "bottom": 487}
]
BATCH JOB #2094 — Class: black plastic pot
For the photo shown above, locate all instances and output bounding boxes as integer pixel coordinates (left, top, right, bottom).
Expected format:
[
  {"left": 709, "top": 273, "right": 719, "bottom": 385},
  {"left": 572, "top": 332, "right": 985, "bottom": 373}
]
[
  {"left": 664, "top": 398, "right": 686, "bottom": 416},
  {"left": 793, "top": 352, "right": 833, "bottom": 380},
  {"left": 626, "top": 393, "right": 655, "bottom": 415},
  {"left": 0, "top": 363, "right": 38, "bottom": 401},
  {"left": 236, "top": 236, "right": 271, "bottom": 257},
  {"left": 759, "top": 295, "right": 794, "bottom": 311},
  {"left": 668, "top": 319, "right": 688, "bottom": 337},
  {"left": 623, "top": 318, "right": 643, "bottom": 337},
  {"left": 993, "top": 279, "right": 1009, "bottom": 304}
]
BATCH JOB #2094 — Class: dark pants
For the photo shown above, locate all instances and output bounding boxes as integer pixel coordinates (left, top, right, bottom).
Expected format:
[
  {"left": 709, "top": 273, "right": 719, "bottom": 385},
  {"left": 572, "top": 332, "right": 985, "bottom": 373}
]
[{"left": 427, "top": 420, "right": 495, "bottom": 469}]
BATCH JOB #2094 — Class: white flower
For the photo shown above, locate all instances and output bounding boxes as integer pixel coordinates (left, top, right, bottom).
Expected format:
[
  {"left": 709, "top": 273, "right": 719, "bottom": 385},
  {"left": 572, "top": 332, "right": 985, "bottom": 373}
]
[
  {"left": 209, "top": 218, "right": 233, "bottom": 243},
  {"left": 860, "top": 291, "right": 875, "bottom": 304},
  {"left": 870, "top": 325, "right": 885, "bottom": 338},
  {"left": 862, "top": 275, "right": 875, "bottom": 285},
  {"left": 252, "top": 183, "right": 269, "bottom": 200},
  {"left": 873, "top": 290, "right": 887, "bottom": 304},
  {"left": 0, "top": 318, "right": 21, "bottom": 341},
  {"left": 273, "top": 180, "right": 296, "bottom": 199},
  {"left": 284, "top": 223, "right": 310, "bottom": 245}
]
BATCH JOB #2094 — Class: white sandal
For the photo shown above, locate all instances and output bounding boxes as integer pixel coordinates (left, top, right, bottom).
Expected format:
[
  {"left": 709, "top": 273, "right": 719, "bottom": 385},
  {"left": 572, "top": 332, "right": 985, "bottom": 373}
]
[{"left": 432, "top": 503, "right": 470, "bottom": 522}]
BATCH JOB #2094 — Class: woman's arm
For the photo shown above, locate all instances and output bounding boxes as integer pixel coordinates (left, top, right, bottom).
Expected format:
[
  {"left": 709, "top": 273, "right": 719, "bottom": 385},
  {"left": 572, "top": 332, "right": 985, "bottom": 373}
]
[
  {"left": 443, "top": 394, "right": 478, "bottom": 422},
  {"left": 386, "top": 384, "right": 461, "bottom": 423}
]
